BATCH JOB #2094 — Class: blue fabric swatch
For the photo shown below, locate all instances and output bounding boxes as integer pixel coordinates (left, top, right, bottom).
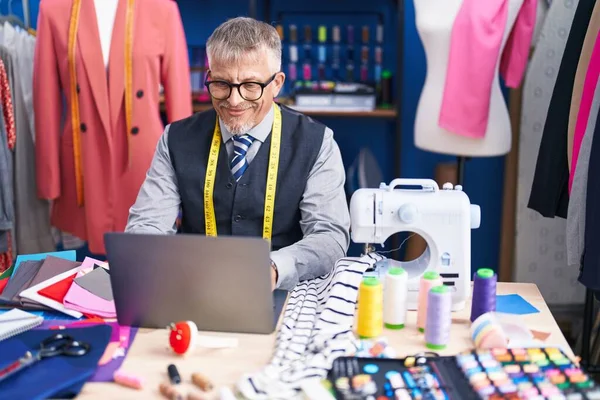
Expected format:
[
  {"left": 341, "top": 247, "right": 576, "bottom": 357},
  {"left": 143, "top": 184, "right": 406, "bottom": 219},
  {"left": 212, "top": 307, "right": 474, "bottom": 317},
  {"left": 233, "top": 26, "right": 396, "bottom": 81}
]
[
  {"left": 496, "top": 294, "right": 540, "bottom": 315},
  {"left": 10, "top": 250, "right": 77, "bottom": 279}
]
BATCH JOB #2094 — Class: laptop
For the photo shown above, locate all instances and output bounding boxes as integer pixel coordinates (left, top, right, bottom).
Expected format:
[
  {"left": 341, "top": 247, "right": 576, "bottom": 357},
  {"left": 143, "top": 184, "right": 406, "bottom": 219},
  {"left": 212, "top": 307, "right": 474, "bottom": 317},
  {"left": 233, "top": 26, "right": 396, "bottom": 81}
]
[{"left": 104, "top": 232, "right": 287, "bottom": 334}]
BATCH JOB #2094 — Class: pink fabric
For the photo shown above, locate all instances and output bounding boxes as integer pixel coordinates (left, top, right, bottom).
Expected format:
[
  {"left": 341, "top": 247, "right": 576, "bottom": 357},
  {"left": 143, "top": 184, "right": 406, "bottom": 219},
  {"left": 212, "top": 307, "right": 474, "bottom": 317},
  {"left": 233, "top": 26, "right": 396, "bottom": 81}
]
[
  {"left": 570, "top": 31, "right": 600, "bottom": 193},
  {"left": 33, "top": 0, "right": 193, "bottom": 254},
  {"left": 439, "top": 0, "right": 537, "bottom": 138},
  {"left": 63, "top": 280, "right": 116, "bottom": 318}
]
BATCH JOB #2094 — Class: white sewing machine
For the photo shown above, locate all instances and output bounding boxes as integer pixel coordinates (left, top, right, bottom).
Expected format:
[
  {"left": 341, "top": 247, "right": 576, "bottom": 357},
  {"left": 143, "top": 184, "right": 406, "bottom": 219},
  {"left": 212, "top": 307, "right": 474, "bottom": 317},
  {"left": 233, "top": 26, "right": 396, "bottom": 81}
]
[{"left": 349, "top": 178, "right": 481, "bottom": 311}]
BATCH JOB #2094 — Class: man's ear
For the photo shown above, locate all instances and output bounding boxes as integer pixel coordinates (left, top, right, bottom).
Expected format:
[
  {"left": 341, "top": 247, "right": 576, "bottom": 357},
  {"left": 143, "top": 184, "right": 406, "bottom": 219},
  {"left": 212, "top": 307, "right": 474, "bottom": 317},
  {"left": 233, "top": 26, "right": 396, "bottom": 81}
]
[{"left": 272, "top": 72, "right": 286, "bottom": 98}]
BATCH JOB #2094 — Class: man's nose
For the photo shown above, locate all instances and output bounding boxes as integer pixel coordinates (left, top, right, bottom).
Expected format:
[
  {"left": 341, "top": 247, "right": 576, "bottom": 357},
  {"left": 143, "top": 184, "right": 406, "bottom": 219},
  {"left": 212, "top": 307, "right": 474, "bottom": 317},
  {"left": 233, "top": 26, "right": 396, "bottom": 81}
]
[{"left": 228, "top": 88, "right": 244, "bottom": 107}]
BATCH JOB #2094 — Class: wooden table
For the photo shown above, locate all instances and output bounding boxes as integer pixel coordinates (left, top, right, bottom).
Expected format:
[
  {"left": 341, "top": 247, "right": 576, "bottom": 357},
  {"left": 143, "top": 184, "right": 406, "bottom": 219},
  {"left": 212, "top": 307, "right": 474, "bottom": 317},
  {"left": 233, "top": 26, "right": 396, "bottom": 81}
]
[{"left": 78, "top": 283, "right": 572, "bottom": 399}]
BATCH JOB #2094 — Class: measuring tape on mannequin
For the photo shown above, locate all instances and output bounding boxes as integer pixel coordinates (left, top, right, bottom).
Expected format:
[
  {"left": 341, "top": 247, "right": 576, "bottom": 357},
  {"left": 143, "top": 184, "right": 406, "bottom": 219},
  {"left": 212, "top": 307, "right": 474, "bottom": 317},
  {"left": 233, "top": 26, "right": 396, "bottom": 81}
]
[
  {"left": 204, "top": 103, "right": 282, "bottom": 240},
  {"left": 68, "top": 0, "right": 135, "bottom": 206}
]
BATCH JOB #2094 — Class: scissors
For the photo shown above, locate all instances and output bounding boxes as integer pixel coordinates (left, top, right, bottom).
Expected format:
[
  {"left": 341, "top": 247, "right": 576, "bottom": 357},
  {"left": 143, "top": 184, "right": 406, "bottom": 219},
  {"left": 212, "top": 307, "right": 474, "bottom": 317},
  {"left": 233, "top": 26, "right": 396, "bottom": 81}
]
[{"left": 0, "top": 333, "right": 91, "bottom": 383}]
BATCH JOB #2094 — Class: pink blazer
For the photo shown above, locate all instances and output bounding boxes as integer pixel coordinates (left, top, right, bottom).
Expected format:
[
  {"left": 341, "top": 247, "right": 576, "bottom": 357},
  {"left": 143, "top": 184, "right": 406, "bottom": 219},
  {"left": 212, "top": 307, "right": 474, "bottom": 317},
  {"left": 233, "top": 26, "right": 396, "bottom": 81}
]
[
  {"left": 33, "top": 0, "right": 192, "bottom": 254},
  {"left": 570, "top": 31, "right": 600, "bottom": 193},
  {"left": 439, "top": 0, "right": 537, "bottom": 138}
]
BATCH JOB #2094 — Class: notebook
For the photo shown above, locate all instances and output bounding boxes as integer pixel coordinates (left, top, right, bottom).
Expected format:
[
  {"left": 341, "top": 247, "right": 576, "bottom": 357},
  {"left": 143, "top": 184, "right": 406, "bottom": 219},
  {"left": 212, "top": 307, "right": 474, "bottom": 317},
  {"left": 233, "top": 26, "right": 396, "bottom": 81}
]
[{"left": 0, "top": 309, "right": 44, "bottom": 341}]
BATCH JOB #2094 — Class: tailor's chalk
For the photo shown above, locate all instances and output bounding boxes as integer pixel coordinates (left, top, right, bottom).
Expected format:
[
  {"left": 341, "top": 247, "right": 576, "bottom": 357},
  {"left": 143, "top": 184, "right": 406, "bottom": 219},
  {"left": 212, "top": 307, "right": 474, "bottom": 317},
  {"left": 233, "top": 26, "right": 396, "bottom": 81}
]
[
  {"left": 192, "top": 372, "right": 214, "bottom": 391},
  {"left": 159, "top": 382, "right": 184, "bottom": 400},
  {"left": 113, "top": 370, "right": 144, "bottom": 390},
  {"left": 168, "top": 364, "right": 181, "bottom": 384}
]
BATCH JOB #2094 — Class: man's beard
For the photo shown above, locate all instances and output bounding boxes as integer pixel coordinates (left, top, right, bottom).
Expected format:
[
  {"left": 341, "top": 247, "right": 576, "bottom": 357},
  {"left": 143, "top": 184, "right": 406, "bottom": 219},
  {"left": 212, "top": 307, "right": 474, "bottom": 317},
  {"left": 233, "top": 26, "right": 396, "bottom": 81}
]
[
  {"left": 219, "top": 103, "right": 257, "bottom": 135},
  {"left": 222, "top": 119, "right": 256, "bottom": 135}
]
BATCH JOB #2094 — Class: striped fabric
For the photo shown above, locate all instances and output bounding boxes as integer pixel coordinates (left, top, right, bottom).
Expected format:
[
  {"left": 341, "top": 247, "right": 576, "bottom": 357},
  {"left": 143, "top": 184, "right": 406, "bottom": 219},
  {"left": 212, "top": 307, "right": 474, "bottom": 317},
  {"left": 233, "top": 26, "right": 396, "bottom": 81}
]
[
  {"left": 237, "top": 253, "right": 384, "bottom": 399},
  {"left": 231, "top": 134, "right": 255, "bottom": 181}
]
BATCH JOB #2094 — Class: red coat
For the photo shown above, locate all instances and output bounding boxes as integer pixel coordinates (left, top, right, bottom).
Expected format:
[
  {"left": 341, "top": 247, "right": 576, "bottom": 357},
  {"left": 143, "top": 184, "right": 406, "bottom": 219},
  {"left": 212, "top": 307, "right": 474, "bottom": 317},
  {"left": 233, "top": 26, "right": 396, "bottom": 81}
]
[{"left": 33, "top": 0, "right": 192, "bottom": 254}]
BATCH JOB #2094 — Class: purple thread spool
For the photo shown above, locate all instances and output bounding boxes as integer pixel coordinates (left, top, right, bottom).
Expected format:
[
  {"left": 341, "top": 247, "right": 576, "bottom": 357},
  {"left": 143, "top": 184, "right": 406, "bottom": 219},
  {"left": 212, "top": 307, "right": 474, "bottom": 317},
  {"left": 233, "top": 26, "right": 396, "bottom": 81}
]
[
  {"left": 470, "top": 268, "right": 497, "bottom": 322},
  {"left": 425, "top": 285, "right": 452, "bottom": 350}
]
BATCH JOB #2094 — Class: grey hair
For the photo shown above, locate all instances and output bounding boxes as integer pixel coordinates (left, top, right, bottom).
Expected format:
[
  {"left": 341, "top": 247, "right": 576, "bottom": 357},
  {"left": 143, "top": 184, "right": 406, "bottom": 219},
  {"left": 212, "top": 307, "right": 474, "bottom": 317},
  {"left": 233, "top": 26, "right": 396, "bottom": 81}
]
[{"left": 206, "top": 17, "right": 282, "bottom": 74}]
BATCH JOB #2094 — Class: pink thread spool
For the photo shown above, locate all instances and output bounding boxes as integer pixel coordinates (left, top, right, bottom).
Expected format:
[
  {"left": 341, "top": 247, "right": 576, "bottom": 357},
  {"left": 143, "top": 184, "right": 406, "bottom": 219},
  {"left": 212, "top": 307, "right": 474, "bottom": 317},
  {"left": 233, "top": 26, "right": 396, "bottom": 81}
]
[{"left": 417, "top": 271, "right": 442, "bottom": 333}]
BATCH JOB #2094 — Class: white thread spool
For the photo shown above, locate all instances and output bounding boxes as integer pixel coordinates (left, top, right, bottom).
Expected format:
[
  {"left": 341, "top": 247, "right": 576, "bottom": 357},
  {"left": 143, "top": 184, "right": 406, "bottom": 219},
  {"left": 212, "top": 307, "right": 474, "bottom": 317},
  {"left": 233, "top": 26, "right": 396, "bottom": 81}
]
[
  {"left": 383, "top": 266, "right": 407, "bottom": 329},
  {"left": 416, "top": 271, "right": 442, "bottom": 333}
]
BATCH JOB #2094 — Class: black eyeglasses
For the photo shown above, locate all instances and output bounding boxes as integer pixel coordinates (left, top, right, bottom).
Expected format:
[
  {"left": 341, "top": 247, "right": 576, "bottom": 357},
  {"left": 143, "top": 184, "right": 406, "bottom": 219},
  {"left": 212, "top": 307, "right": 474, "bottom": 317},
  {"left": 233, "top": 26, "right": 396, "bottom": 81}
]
[{"left": 204, "top": 73, "right": 278, "bottom": 101}]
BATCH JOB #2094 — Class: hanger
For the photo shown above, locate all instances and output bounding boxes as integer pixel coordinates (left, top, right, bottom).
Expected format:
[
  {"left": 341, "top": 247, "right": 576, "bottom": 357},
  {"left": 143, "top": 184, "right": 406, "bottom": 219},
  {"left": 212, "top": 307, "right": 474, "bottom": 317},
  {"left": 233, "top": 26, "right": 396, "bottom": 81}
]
[{"left": 0, "top": 0, "right": 25, "bottom": 29}]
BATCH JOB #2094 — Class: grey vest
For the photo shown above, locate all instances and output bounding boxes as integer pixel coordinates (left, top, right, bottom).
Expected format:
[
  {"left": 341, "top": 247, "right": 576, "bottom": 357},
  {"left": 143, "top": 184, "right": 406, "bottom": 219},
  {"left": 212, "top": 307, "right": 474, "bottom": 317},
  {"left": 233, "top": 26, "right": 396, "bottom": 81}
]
[{"left": 167, "top": 105, "right": 325, "bottom": 251}]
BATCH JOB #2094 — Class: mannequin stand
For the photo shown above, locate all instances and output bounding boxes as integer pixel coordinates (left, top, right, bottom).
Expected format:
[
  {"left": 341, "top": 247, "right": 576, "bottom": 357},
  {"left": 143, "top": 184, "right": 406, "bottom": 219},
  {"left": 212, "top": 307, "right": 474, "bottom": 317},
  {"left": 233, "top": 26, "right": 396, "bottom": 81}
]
[{"left": 456, "top": 156, "right": 469, "bottom": 186}]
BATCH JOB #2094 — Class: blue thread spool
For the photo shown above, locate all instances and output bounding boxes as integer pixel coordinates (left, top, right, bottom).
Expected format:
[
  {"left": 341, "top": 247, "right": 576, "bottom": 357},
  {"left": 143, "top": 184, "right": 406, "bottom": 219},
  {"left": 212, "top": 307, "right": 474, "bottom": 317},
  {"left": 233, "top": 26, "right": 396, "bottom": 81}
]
[{"left": 425, "top": 285, "right": 452, "bottom": 350}]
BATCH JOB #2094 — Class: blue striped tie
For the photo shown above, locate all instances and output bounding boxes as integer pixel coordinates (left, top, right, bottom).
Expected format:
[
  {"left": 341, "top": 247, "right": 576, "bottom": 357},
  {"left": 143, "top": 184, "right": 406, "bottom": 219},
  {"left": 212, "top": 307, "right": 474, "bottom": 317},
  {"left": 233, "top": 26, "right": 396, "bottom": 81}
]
[{"left": 230, "top": 134, "right": 255, "bottom": 181}]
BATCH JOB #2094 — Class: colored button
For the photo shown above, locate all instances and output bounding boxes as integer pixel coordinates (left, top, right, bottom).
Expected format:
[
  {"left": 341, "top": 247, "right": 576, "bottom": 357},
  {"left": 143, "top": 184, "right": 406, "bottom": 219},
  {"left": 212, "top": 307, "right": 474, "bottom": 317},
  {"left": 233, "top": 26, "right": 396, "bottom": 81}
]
[
  {"left": 517, "top": 381, "right": 533, "bottom": 390},
  {"left": 557, "top": 382, "right": 571, "bottom": 390},
  {"left": 569, "top": 375, "right": 587, "bottom": 384},
  {"left": 469, "top": 372, "right": 487, "bottom": 384},
  {"left": 505, "top": 364, "right": 521, "bottom": 374},
  {"left": 545, "top": 369, "right": 561, "bottom": 377},
  {"left": 550, "top": 375, "right": 566, "bottom": 385},
  {"left": 496, "top": 354, "right": 513, "bottom": 362},
  {"left": 536, "top": 359, "right": 550, "bottom": 367},
  {"left": 554, "top": 358, "right": 572, "bottom": 366},
  {"left": 363, "top": 364, "right": 379, "bottom": 374},
  {"left": 576, "top": 380, "right": 594, "bottom": 389},
  {"left": 585, "top": 390, "right": 600, "bottom": 400},
  {"left": 478, "top": 386, "right": 496, "bottom": 396},
  {"left": 530, "top": 353, "right": 546, "bottom": 362},
  {"left": 523, "top": 364, "right": 539, "bottom": 374},
  {"left": 404, "top": 357, "right": 416, "bottom": 367},
  {"left": 488, "top": 372, "right": 508, "bottom": 381},
  {"left": 514, "top": 355, "right": 529, "bottom": 362},
  {"left": 566, "top": 394, "right": 583, "bottom": 400},
  {"left": 499, "top": 383, "right": 518, "bottom": 394}
]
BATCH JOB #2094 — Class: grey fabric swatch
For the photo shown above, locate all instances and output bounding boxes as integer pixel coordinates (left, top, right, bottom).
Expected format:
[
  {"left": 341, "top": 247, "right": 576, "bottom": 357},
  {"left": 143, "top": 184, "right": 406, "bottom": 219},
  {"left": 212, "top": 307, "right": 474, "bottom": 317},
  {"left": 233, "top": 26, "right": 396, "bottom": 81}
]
[
  {"left": 74, "top": 267, "right": 113, "bottom": 301},
  {"left": 0, "top": 260, "right": 43, "bottom": 305},
  {"left": 19, "top": 255, "right": 81, "bottom": 309},
  {"left": 567, "top": 78, "right": 600, "bottom": 268}
]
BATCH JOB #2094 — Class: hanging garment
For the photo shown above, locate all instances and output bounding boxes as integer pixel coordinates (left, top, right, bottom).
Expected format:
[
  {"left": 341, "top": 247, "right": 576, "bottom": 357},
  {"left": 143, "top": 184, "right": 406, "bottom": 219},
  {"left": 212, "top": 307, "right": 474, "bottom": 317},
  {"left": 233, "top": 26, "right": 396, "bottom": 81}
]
[
  {"left": 4, "top": 23, "right": 55, "bottom": 254},
  {"left": 34, "top": 0, "right": 193, "bottom": 254},
  {"left": 571, "top": 31, "right": 600, "bottom": 193},
  {"left": 579, "top": 104, "right": 600, "bottom": 291},
  {"left": 528, "top": 0, "right": 597, "bottom": 219},
  {"left": 0, "top": 58, "right": 14, "bottom": 251},
  {"left": 438, "top": 0, "right": 537, "bottom": 138},
  {"left": 567, "top": 78, "right": 600, "bottom": 269},
  {"left": 237, "top": 253, "right": 382, "bottom": 400},
  {"left": 515, "top": 0, "right": 581, "bottom": 305},
  {"left": 568, "top": 1, "right": 600, "bottom": 170}
]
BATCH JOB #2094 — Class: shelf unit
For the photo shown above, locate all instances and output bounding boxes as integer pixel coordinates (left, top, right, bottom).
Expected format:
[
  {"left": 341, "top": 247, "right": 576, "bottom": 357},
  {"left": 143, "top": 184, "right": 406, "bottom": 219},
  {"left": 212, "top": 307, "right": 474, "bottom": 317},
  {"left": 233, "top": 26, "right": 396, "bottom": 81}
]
[{"left": 160, "top": 100, "right": 398, "bottom": 119}]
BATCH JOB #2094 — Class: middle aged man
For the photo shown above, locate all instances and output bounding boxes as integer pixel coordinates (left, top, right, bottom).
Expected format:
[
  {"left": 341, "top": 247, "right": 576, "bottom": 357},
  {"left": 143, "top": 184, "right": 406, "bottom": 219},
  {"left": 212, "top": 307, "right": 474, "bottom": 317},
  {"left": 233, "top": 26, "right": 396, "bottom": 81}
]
[{"left": 125, "top": 17, "right": 350, "bottom": 291}]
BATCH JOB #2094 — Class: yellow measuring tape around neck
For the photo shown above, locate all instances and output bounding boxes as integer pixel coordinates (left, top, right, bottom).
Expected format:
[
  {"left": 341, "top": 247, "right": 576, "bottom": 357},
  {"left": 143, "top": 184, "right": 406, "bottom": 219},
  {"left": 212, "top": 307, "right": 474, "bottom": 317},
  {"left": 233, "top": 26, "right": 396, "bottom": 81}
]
[
  {"left": 204, "top": 104, "right": 282, "bottom": 240},
  {"left": 68, "top": 0, "right": 135, "bottom": 206}
]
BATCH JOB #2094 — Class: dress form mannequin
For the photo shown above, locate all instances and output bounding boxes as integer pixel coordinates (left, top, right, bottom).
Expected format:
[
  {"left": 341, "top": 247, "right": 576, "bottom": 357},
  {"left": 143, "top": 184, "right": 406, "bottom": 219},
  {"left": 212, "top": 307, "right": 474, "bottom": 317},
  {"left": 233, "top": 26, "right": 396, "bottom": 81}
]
[
  {"left": 413, "top": 0, "right": 525, "bottom": 157},
  {"left": 93, "top": 0, "right": 119, "bottom": 68}
]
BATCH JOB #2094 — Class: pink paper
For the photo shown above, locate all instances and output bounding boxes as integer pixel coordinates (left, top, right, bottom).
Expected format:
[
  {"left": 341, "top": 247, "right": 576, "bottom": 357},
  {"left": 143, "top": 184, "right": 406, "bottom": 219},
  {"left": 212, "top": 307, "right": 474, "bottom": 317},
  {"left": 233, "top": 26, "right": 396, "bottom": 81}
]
[{"left": 63, "top": 280, "right": 116, "bottom": 318}]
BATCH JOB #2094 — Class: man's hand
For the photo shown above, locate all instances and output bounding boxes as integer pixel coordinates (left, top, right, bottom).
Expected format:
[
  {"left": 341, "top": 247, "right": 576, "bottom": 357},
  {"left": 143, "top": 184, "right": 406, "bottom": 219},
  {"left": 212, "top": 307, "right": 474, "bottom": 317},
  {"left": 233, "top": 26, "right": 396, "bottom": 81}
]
[{"left": 271, "top": 261, "right": 278, "bottom": 291}]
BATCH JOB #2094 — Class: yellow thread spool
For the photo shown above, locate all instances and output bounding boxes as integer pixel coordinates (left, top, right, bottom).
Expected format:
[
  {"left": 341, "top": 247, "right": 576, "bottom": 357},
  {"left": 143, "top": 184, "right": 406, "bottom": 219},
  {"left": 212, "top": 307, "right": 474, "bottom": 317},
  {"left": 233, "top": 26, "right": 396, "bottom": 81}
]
[{"left": 356, "top": 276, "right": 383, "bottom": 339}]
